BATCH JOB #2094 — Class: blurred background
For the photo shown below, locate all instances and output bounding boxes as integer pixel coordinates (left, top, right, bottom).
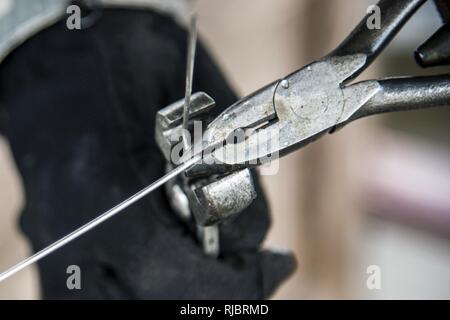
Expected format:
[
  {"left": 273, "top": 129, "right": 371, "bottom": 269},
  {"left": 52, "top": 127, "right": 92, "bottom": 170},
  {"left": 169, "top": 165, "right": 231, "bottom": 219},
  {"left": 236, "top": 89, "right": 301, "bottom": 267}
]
[{"left": 0, "top": 0, "right": 449, "bottom": 299}]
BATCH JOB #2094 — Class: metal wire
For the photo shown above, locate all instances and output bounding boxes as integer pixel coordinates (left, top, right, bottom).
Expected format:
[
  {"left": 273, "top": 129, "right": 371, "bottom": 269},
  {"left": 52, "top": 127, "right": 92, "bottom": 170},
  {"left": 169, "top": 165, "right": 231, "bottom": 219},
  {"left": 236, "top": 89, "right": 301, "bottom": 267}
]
[
  {"left": 0, "top": 155, "right": 201, "bottom": 283},
  {"left": 181, "top": 15, "right": 198, "bottom": 150}
]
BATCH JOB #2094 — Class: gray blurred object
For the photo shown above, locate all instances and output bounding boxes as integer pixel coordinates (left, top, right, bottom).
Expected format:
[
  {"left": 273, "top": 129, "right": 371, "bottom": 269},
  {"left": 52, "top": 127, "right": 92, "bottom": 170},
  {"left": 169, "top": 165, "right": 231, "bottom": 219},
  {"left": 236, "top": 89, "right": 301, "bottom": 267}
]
[
  {"left": 0, "top": 0, "right": 190, "bottom": 63},
  {"left": 415, "top": 0, "right": 450, "bottom": 67}
]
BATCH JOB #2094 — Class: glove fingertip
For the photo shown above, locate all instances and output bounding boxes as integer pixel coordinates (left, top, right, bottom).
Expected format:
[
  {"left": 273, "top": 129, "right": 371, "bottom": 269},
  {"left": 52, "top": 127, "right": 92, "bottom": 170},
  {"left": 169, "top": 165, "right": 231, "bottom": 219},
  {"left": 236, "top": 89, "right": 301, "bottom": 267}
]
[{"left": 259, "top": 250, "right": 297, "bottom": 298}]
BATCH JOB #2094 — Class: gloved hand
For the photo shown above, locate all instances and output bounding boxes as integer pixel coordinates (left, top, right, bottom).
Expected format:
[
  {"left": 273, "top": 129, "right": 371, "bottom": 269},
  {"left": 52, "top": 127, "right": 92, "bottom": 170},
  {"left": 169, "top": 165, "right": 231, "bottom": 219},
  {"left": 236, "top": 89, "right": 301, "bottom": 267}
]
[{"left": 0, "top": 8, "right": 296, "bottom": 299}]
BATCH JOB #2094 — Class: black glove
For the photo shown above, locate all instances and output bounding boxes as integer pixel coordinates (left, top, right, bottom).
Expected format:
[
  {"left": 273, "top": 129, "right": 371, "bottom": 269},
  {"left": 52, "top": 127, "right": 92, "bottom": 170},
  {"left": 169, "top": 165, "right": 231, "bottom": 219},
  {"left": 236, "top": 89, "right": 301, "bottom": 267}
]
[
  {"left": 0, "top": 104, "right": 6, "bottom": 136},
  {"left": 0, "top": 8, "right": 296, "bottom": 299}
]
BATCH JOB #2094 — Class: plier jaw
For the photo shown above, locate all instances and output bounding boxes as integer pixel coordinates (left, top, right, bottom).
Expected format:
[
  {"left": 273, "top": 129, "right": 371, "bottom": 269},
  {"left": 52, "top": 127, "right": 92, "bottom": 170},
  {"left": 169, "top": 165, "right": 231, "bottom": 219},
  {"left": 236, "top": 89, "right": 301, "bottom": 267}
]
[
  {"left": 201, "top": 80, "right": 279, "bottom": 151},
  {"left": 196, "top": 0, "right": 450, "bottom": 174},
  {"left": 199, "top": 55, "right": 380, "bottom": 171}
]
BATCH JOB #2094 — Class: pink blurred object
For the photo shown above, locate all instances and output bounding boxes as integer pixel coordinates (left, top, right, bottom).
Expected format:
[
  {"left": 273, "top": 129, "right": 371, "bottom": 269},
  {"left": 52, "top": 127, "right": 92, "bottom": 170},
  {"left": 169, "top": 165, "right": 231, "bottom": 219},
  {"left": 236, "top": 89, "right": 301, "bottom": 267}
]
[{"left": 363, "top": 131, "right": 450, "bottom": 235}]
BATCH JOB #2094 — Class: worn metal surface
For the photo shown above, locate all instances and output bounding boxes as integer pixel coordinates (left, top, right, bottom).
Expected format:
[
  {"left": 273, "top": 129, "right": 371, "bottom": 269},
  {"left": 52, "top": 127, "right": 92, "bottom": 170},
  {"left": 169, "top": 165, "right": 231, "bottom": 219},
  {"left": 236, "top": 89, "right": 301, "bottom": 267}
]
[
  {"left": 156, "top": 91, "right": 257, "bottom": 225},
  {"left": 199, "top": 0, "right": 449, "bottom": 171},
  {"left": 204, "top": 55, "right": 380, "bottom": 169},
  {"left": 155, "top": 91, "right": 257, "bottom": 256},
  {"left": 353, "top": 75, "right": 450, "bottom": 119},
  {"left": 190, "top": 169, "right": 257, "bottom": 226},
  {"left": 155, "top": 92, "right": 215, "bottom": 161}
]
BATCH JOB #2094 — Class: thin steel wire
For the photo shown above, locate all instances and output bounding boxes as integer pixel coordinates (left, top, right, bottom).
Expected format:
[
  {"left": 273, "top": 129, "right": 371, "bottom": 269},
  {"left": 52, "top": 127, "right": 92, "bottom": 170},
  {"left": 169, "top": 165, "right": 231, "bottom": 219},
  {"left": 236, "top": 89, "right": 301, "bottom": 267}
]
[
  {"left": 0, "top": 155, "right": 201, "bottom": 282},
  {"left": 181, "top": 15, "right": 198, "bottom": 150}
]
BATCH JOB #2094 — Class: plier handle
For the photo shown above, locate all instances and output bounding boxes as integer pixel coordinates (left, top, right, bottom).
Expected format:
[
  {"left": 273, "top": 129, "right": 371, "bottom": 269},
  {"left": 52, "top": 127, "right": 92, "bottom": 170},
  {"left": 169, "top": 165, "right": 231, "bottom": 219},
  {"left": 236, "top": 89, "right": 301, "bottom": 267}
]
[{"left": 190, "top": 0, "right": 450, "bottom": 176}]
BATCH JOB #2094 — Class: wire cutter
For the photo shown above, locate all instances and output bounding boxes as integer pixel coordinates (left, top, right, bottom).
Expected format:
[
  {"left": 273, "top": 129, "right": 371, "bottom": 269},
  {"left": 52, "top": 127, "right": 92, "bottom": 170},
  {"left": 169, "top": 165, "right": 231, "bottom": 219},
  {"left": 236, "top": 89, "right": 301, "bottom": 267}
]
[
  {"left": 188, "top": 0, "right": 450, "bottom": 177},
  {"left": 3, "top": 0, "right": 450, "bottom": 281}
]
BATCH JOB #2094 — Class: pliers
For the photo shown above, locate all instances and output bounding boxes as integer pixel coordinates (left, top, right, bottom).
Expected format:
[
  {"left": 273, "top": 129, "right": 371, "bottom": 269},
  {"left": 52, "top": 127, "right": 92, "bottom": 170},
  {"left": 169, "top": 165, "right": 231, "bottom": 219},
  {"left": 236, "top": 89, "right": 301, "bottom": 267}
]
[{"left": 189, "top": 0, "right": 450, "bottom": 176}]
